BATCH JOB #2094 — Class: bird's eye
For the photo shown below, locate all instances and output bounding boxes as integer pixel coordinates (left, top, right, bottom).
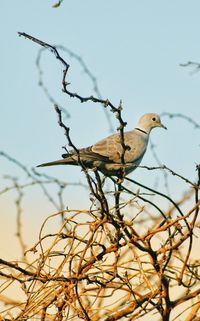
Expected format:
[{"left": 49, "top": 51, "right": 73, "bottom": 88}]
[{"left": 152, "top": 117, "right": 156, "bottom": 121}]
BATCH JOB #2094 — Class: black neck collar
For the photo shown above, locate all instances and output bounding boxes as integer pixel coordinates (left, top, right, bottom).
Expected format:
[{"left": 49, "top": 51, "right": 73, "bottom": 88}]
[{"left": 135, "top": 128, "right": 148, "bottom": 135}]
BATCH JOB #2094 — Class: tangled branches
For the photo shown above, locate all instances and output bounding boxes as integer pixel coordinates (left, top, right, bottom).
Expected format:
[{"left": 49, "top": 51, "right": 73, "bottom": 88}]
[{"left": 0, "top": 175, "right": 199, "bottom": 320}]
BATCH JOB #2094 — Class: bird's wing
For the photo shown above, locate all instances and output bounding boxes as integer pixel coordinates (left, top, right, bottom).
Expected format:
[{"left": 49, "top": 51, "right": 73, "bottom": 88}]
[
  {"left": 91, "top": 131, "right": 147, "bottom": 163},
  {"left": 62, "top": 131, "right": 148, "bottom": 164},
  {"left": 91, "top": 134, "right": 122, "bottom": 162},
  {"left": 62, "top": 147, "right": 112, "bottom": 162},
  {"left": 62, "top": 134, "right": 121, "bottom": 163}
]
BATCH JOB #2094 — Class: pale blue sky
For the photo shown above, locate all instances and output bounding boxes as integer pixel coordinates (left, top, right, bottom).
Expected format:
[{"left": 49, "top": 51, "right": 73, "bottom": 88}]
[{"left": 0, "top": 1, "right": 200, "bottom": 208}]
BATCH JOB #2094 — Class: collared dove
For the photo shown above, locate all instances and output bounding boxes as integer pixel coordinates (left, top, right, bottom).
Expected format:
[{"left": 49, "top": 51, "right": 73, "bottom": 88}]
[{"left": 37, "top": 113, "right": 166, "bottom": 176}]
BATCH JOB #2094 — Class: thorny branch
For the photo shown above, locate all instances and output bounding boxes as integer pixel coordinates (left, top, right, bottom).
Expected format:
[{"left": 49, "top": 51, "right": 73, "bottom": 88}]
[
  {"left": 52, "top": 0, "right": 65, "bottom": 8},
  {"left": 161, "top": 112, "right": 200, "bottom": 130},
  {"left": 18, "top": 32, "right": 117, "bottom": 111},
  {"left": 36, "top": 45, "right": 114, "bottom": 131},
  {"left": 180, "top": 60, "right": 200, "bottom": 76}
]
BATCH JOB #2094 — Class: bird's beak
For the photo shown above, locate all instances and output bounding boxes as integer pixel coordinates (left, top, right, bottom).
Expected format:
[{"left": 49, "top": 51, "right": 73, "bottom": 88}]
[{"left": 160, "top": 123, "right": 167, "bottom": 130}]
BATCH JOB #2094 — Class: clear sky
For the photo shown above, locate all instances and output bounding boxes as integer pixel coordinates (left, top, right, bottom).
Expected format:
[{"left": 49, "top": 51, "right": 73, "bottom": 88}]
[{"left": 0, "top": 1, "right": 200, "bottom": 211}]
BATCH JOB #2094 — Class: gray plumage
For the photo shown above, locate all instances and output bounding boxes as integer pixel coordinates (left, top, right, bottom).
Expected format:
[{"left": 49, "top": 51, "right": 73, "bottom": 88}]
[{"left": 37, "top": 113, "right": 166, "bottom": 176}]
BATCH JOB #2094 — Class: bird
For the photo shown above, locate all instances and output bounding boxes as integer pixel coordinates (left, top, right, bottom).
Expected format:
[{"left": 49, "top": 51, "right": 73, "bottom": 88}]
[{"left": 37, "top": 113, "right": 167, "bottom": 176}]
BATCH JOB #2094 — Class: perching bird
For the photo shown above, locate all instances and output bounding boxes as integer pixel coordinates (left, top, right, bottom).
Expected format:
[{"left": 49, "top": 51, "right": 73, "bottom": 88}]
[{"left": 37, "top": 113, "right": 166, "bottom": 176}]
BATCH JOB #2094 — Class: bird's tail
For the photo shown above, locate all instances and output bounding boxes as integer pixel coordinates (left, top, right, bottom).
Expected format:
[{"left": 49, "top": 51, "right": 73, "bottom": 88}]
[{"left": 37, "top": 157, "right": 76, "bottom": 167}]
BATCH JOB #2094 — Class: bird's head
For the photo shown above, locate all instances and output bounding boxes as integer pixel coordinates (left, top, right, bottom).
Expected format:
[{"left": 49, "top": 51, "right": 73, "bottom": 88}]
[{"left": 137, "top": 113, "right": 167, "bottom": 134}]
